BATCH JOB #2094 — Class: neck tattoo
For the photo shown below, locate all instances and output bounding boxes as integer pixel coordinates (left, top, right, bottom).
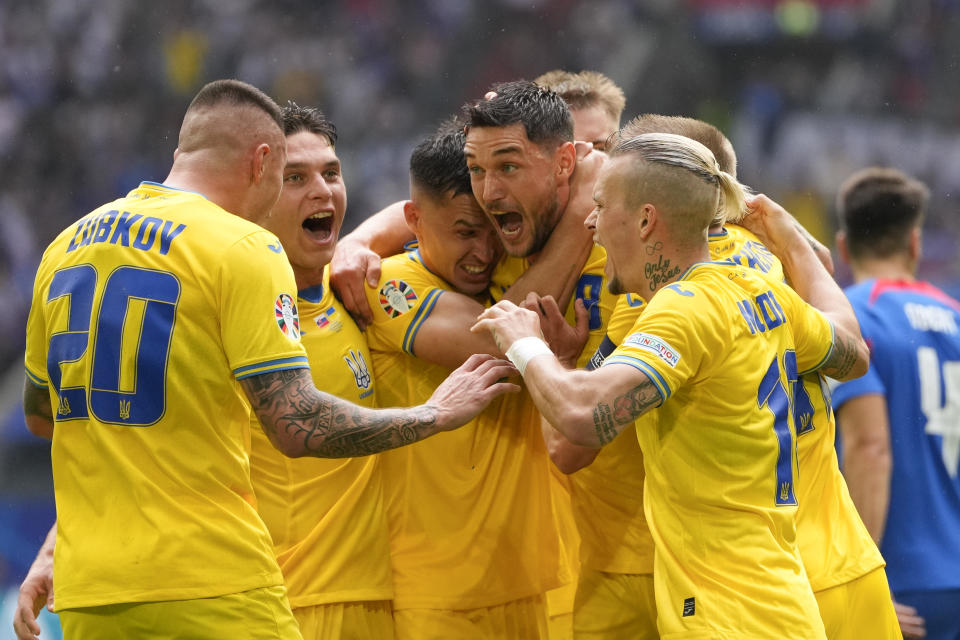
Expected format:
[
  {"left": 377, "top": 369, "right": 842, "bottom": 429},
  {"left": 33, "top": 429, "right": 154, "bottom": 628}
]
[{"left": 644, "top": 254, "right": 681, "bottom": 292}]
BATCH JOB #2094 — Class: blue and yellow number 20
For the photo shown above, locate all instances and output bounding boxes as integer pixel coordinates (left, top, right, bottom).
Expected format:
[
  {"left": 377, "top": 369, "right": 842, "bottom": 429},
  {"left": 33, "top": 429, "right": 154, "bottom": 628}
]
[{"left": 46, "top": 265, "right": 181, "bottom": 426}]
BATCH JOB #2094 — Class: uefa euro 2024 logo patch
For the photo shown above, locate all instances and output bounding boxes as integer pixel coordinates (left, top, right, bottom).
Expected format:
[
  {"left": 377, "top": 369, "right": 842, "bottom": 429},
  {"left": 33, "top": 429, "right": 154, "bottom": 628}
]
[
  {"left": 275, "top": 293, "right": 301, "bottom": 339},
  {"left": 379, "top": 280, "right": 417, "bottom": 318}
]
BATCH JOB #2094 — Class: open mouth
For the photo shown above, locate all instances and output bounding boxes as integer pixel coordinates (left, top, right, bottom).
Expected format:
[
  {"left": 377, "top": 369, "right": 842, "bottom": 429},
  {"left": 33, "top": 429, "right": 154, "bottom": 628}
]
[
  {"left": 492, "top": 212, "right": 523, "bottom": 238},
  {"left": 302, "top": 212, "right": 334, "bottom": 242}
]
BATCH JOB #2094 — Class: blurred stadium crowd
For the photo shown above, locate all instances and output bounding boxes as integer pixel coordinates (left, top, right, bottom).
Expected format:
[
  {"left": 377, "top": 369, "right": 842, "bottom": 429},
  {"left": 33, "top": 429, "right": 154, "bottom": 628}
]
[{"left": 1, "top": 0, "right": 959, "bottom": 629}]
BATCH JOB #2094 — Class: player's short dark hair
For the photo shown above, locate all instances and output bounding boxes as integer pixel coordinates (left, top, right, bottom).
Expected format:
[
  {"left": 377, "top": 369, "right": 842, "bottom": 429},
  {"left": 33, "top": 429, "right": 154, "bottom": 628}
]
[
  {"left": 410, "top": 117, "right": 472, "bottom": 200},
  {"left": 837, "top": 167, "right": 929, "bottom": 260},
  {"left": 618, "top": 114, "right": 737, "bottom": 176},
  {"left": 462, "top": 80, "right": 573, "bottom": 148},
  {"left": 187, "top": 79, "right": 283, "bottom": 131},
  {"left": 282, "top": 102, "right": 338, "bottom": 145}
]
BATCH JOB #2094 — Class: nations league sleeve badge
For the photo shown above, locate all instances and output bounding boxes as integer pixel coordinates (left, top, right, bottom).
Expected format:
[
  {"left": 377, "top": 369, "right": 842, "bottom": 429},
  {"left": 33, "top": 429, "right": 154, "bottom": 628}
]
[
  {"left": 379, "top": 280, "right": 417, "bottom": 318},
  {"left": 275, "top": 293, "right": 301, "bottom": 339}
]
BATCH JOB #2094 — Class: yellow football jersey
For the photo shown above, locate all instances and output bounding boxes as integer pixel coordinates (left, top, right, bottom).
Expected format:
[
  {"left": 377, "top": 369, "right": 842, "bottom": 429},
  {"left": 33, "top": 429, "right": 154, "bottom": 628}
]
[
  {"left": 249, "top": 267, "right": 392, "bottom": 608},
  {"left": 491, "top": 244, "right": 618, "bottom": 367},
  {"left": 23, "top": 182, "right": 306, "bottom": 609},
  {"left": 575, "top": 292, "right": 653, "bottom": 576},
  {"left": 492, "top": 245, "right": 620, "bottom": 615},
  {"left": 711, "top": 225, "right": 884, "bottom": 591},
  {"left": 365, "top": 248, "right": 564, "bottom": 610},
  {"left": 605, "top": 262, "right": 832, "bottom": 638}
]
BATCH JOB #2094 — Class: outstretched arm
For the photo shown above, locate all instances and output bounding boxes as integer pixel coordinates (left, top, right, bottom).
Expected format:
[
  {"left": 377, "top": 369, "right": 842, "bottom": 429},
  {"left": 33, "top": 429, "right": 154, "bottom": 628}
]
[
  {"left": 242, "top": 353, "right": 518, "bottom": 458},
  {"left": 13, "top": 522, "right": 56, "bottom": 640},
  {"left": 742, "top": 194, "right": 868, "bottom": 380}
]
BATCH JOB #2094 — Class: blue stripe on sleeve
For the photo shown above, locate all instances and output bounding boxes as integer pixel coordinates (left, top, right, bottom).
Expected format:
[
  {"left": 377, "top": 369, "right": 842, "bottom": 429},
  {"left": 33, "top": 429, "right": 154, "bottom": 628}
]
[
  {"left": 602, "top": 356, "right": 670, "bottom": 402},
  {"left": 799, "top": 320, "right": 836, "bottom": 376},
  {"left": 403, "top": 289, "right": 443, "bottom": 355},
  {"left": 233, "top": 355, "right": 310, "bottom": 379},
  {"left": 24, "top": 367, "right": 48, "bottom": 389}
]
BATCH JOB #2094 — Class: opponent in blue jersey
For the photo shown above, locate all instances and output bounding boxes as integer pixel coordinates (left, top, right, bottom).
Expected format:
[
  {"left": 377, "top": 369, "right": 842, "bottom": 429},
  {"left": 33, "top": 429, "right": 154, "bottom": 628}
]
[{"left": 833, "top": 167, "right": 960, "bottom": 640}]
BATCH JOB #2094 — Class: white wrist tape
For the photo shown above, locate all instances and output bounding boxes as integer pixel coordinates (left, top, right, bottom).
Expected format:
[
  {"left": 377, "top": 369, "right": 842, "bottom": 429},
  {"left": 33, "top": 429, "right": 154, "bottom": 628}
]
[{"left": 505, "top": 337, "right": 553, "bottom": 376}]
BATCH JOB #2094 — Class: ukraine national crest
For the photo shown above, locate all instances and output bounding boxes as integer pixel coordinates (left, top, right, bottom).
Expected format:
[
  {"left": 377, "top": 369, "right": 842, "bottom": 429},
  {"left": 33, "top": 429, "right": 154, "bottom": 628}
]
[
  {"left": 379, "top": 280, "right": 417, "bottom": 318},
  {"left": 275, "top": 293, "right": 301, "bottom": 339},
  {"left": 344, "top": 349, "right": 372, "bottom": 391}
]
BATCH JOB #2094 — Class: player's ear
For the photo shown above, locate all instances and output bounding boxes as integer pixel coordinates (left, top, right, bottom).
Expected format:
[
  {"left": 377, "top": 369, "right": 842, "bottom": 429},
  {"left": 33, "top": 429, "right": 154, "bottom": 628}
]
[
  {"left": 251, "top": 143, "right": 271, "bottom": 185},
  {"left": 835, "top": 230, "right": 851, "bottom": 266},
  {"left": 402, "top": 200, "right": 421, "bottom": 234},
  {"left": 555, "top": 141, "right": 576, "bottom": 182},
  {"left": 637, "top": 204, "right": 657, "bottom": 240},
  {"left": 909, "top": 226, "right": 922, "bottom": 263}
]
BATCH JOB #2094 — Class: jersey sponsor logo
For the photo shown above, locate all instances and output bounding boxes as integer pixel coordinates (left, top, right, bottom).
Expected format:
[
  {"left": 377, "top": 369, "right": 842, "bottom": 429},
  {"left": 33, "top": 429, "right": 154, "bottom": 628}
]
[
  {"left": 275, "top": 293, "right": 301, "bottom": 339},
  {"left": 379, "top": 280, "right": 417, "bottom": 318},
  {"left": 624, "top": 332, "right": 681, "bottom": 368},
  {"left": 682, "top": 597, "right": 696, "bottom": 617},
  {"left": 267, "top": 241, "right": 283, "bottom": 254},
  {"left": 344, "top": 349, "right": 372, "bottom": 392},
  {"left": 314, "top": 307, "right": 342, "bottom": 332}
]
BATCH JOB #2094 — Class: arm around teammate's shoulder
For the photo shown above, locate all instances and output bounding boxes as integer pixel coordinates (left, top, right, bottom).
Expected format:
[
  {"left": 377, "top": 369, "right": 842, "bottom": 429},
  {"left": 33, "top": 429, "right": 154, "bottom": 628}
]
[
  {"left": 241, "top": 354, "right": 519, "bottom": 458},
  {"left": 742, "top": 194, "right": 868, "bottom": 381}
]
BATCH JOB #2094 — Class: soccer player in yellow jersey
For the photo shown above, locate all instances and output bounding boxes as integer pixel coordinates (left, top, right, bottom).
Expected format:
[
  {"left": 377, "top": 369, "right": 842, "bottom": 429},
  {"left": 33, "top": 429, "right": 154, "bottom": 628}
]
[
  {"left": 474, "top": 133, "right": 871, "bottom": 639},
  {"left": 553, "top": 114, "right": 896, "bottom": 639},
  {"left": 17, "top": 80, "right": 516, "bottom": 640},
  {"left": 248, "top": 103, "right": 393, "bottom": 639},
  {"left": 362, "top": 119, "right": 571, "bottom": 640}
]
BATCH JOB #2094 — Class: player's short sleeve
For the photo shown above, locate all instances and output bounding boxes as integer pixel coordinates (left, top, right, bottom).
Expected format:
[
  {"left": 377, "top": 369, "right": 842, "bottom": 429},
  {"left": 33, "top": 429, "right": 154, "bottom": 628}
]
[
  {"left": 219, "top": 231, "right": 308, "bottom": 379},
  {"left": 24, "top": 262, "right": 52, "bottom": 388},
  {"left": 363, "top": 257, "right": 445, "bottom": 356},
  {"left": 773, "top": 280, "right": 835, "bottom": 374},
  {"left": 601, "top": 287, "right": 708, "bottom": 403}
]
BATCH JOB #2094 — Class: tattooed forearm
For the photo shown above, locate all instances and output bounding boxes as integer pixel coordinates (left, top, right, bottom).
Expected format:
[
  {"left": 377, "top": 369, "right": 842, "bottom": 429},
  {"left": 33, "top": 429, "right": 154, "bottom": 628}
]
[
  {"left": 591, "top": 380, "right": 661, "bottom": 446},
  {"left": 822, "top": 332, "right": 859, "bottom": 380},
  {"left": 612, "top": 382, "right": 662, "bottom": 424},
  {"left": 23, "top": 382, "right": 54, "bottom": 423},
  {"left": 593, "top": 402, "right": 617, "bottom": 445},
  {"left": 242, "top": 369, "right": 439, "bottom": 458}
]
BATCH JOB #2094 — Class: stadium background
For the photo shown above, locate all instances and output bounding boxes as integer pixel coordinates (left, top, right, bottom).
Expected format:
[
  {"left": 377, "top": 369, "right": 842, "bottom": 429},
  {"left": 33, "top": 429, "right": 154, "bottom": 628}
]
[{"left": 0, "top": 1, "right": 957, "bottom": 636}]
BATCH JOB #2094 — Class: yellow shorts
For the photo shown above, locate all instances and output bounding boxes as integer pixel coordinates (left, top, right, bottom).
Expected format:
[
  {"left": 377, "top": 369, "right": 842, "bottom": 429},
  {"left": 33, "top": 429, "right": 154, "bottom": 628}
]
[
  {"left": 815, "top": 567, "right": 902, "bottom": 640},
  {"left": 293, "top": 600, "right": 393, "bottom": 640},
  {"left": 573, "top": 569, "right": 658, "bottom": 639},
  {"left": 58, "top": 585, "right": 302, "bottom": 640},
  {"left": 393, "top": 594, "right": 548, "bottom": 640}
]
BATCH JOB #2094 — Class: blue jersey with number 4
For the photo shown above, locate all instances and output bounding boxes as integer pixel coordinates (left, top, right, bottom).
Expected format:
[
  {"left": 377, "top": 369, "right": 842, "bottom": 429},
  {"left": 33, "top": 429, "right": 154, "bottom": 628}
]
[{"left": 833, "top": 279, "right": 960, "bottom": 593}]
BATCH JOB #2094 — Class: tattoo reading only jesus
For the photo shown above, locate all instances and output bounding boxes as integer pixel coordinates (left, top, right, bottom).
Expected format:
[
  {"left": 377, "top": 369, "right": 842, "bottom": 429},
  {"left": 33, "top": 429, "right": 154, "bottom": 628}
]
[
  {"left": 592, "top": 380, "right": 662, "bottom": 445},
  {"left": 645, "top": 255, "right": 681, "bottom": 292}
]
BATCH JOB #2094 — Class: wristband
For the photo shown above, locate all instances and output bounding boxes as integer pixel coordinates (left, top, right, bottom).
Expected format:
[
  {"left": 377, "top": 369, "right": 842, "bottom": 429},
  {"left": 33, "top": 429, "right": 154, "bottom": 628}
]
[{"left": 505, "top": 337, "right": 554, "bottom": 376}]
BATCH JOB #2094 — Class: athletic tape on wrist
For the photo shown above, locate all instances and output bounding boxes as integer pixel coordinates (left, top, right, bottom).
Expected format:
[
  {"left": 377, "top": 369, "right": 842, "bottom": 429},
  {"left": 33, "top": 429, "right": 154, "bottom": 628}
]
[{"left": 505, "top": 337, "right": 553, "bottom": 376}]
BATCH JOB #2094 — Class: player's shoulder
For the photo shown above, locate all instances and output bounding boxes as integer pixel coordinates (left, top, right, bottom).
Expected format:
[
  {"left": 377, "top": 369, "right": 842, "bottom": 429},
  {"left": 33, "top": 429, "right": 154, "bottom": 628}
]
[{"left": 378, "top": 246, "right": 444, "bottom": 287}]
